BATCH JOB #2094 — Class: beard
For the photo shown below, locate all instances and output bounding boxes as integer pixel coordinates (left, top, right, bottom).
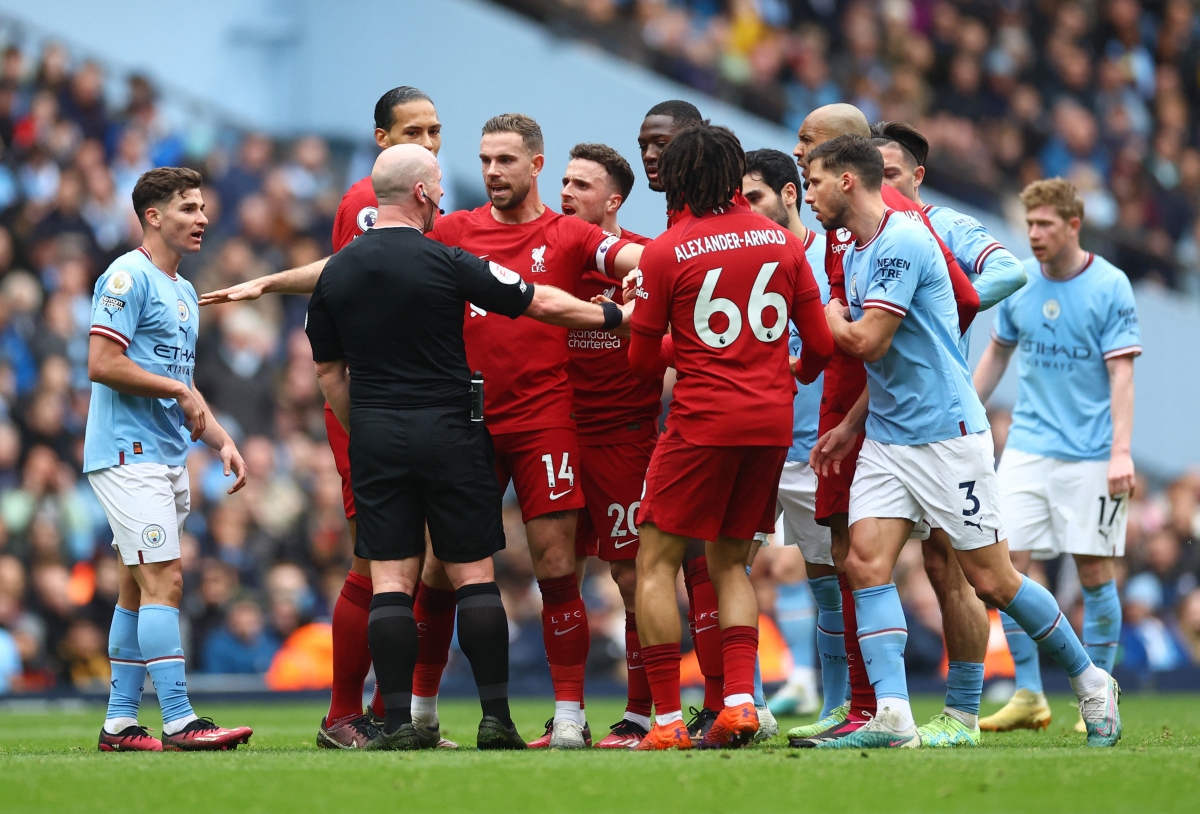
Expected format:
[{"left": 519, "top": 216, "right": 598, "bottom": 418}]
[
  {"left": 489, "top": 176, "right": 532, "bottom": 211},
  {"left": 814, "top": 192, "right": 849, "bottom": 232},
  {"left": 766, "top": 198, "right": 790, "bottom": 228}
]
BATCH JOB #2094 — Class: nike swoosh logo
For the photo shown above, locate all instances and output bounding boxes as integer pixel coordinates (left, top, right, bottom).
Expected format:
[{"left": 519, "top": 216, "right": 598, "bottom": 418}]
[
  {"left": 554, "top": 625, "right": 580, "bottom": 636},
  {"left": 549, "top": 490, "right": 573, "bottom": 500},
  {"left": 695, "top": 624, "right": 718, "bottom": 633},
  {"left": 613, "top": 538, "right": 637, "bottom": 548}
]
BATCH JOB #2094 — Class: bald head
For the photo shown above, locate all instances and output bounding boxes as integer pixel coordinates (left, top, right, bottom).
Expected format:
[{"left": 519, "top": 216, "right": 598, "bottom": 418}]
[
  {"left": 794, "top": 103, "right": 871, "bottom": 166},
  {"left": 372, "top": 143, "right": 439, "bottom": 206},
  {"left": 808, "top": 104, "right": 871, "bottom": 139}
]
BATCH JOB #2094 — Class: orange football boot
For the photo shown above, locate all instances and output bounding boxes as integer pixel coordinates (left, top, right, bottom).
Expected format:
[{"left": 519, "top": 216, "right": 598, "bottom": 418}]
[
  {"left": 633, "top": 720, "right": 693, "bottom": 751},
  {"left": 700, "top": 702, "right": 758, "bottom": 749}
]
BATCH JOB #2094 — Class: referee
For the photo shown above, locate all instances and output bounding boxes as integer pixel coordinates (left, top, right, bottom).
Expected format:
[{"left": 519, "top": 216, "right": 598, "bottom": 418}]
[{"left": 305, "top": 144, "right": 628, "bottom": 751}]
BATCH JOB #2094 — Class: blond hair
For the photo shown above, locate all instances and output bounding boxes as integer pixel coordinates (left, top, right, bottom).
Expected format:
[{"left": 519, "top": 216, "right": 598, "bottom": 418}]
[{"left": 1019, "top": 178, "right": 1084, "bottom": 223}]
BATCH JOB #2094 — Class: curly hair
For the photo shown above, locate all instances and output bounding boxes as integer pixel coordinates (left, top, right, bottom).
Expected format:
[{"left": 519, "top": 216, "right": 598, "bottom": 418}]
[{"left": 659, "top": 122, "right": 745, "bottom": 217}]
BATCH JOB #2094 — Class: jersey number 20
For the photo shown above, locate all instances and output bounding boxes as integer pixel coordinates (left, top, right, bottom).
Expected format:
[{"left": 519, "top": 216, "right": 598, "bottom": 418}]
[{"left": 694, "top": 263, "right": 786, "bottom": 348}]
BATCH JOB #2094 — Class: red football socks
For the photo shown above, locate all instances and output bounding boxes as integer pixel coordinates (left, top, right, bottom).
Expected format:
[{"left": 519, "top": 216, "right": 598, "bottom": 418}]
[
  {"left": 412, "top": 583, "right": 457, "bottom": 698},
  {"left": 721, "top": 625, "right": 759, "bottom": 698},
  {"left": 839, "top": 572, "right": 876, "bottom": 721},
  {"left": 642, "top": 642, "right": 682, "bottom": 717},
  {"left": 685, "top": 557, "right": 724, "bottom": 710},
  {"left": 327, "top": 570, "right": 373, "bottom": 723},
  {"left": 624, "top": 612, "right": 652, "bottom": 717},
  {"left": 539, "top": 575, "right": 589, "bottom": 703}
]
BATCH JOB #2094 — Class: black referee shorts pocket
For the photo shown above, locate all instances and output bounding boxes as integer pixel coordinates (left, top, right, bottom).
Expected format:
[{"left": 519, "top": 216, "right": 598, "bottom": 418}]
[{"left": 412, "top": 408, "right": 483, "bottom": 484}]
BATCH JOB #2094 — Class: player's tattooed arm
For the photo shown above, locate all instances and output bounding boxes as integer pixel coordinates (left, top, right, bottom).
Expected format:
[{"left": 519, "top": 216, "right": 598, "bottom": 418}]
[
  {"left": 1106, "top": 355, "right": 1136, "bottom": 497},
  {"left": 88, "top": 334, "right": 206, "bottom": 441},
  {"left": 191, "top": 384, "right": 248, "bottom": 494},
  {"left": 314, "top": 359, "right": 351, "bottom": 434},
  {"left": 972, "top": 339, "right": 1015, "bottom": 404},
  {"left": 198, "top": 256, "right": 330, "bottom": 305},
  {"left": 809, "top": 386, "right": 868, "bottom": 477},
  {"left": 824, "top": 299, "right": 901, "bottom": 362}
]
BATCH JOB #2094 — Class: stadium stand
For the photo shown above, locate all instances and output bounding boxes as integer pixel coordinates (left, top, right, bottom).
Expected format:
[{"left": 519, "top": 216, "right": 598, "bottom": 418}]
[
  {"left": 0, "top": 28, "right": 1197, "bottom": 700},
  {"left": 498, "top": 0, "right": 1200, "bottom": 290}
]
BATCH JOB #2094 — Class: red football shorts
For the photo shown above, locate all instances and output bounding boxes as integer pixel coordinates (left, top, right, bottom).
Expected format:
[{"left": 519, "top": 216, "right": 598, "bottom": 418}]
[
  {"left": 493, "top": 427, "right": 586, "bottom": 523},
  {"left": 575, "top": 436, "right": 657, "bottom": 562},
  {"left": 637, "top": 426, "right": 787, "bottom": 542},
  {"left": 814, "top": 411, "right": 865, "bottom": 526},
  {"left": 324, "top": 402, "right": 356, "bottom": 519}
]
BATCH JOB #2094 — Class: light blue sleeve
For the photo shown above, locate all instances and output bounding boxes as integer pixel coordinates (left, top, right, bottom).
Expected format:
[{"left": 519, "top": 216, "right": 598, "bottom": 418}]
[
  {"left": 862, "top": 226, "right": 929, "bottom": 319},
  {"left": 973, "top": 247, "right": 1027, "bottom": 311},
  {"left": 1100, "top": 273, "right": 1141, "bottom": 360},
  {"left": 991, "top": 295, "right": 1018, "bottom": 346},
  {"left": 89, "top": 267, "right": 147, "bottom": 349}
]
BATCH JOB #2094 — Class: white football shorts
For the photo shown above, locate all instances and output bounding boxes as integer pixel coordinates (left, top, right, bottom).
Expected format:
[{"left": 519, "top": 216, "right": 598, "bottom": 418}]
[
  {"left": 998, "top": 449, "right": 1127, "bottom": 559},
  {"left": 849, "top": 431, "right": 1005, "bottom": 552},
  {"left": 88, "top": 463, "right": 190, "bottom": 566},
  {"left": 766, "top": 460, "right": 833, "bottom": 565}
]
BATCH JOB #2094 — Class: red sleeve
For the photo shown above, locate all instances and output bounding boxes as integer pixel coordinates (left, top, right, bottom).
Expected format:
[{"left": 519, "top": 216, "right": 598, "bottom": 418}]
[
  {"left": 881, "top": 187, "right": 978, "bottom": 333},
  {"left": 629, "top": 329, "right": 663, "bottom": 381},
  {"left": 940, "top": 234, "right": 980, "bottom": 334},
  {"left": 659, "top": 333, "right": 675, "bottom": 370},
  {"left": 633, "top": 332, "right": 675, "bottom": 381},
  {"left": 427, "top": 210, "right": 463, "bottom": 247},
  {"left": 791, "top": 247, "right": 833, "bottom": 384},
  {"left": 573, "top": 218, "right": 630, "bottom": 277},
  {"left": 332, "top": 178, "right": 377, "bottom": 252}
]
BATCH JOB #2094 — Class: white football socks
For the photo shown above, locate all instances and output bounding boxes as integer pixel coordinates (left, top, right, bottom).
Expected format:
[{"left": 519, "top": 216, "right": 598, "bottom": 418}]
[
  {"left": 103, "top": 716, "right": 138, "bottom": 735},
  {"left": 555, "top": 700, "right": 583, "bottom": 726},
  {"left": 411, "top": 693, "right": 439, "bottom": 722},
  {"left": 1070, "top": 664, "right": 1108, "bottom": 699},
  {"left": 655, "top": 710, "right": 683, "bottom": 726},
  {"left": 879, "top": 698, "right": 915, "bottom": 730}
]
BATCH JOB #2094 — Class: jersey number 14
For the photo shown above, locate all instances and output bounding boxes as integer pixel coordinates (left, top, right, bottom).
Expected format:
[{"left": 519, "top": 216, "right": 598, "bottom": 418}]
[{"left": 694, "top": 263, "right": 786, "bottom": 349}]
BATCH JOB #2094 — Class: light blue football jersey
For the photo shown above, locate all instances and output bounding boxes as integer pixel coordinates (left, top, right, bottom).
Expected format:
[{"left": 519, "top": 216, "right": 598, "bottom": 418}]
[
  {"left": 788, "top": 230, "right": 829, "bottom": 463},
  {"left": 992, "top": 253, "right": 1141, "bottom": 462},
  {"left": 924, "top": 204, "right": 1026, "bottom": 356},
  {"left": 84, "top": 247, "right": 199, "bottom": 472},
  {"left": 846, "top": 211, "right": 989, "bottom": 446}
]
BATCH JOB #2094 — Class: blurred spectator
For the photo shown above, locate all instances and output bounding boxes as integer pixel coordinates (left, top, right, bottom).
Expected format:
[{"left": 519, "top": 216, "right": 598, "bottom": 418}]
[
  {"left": 1119, "top": 573, "right": 1189, "bottom": 673},
  {"left": 201, "top": 599, "right": 280, "bottom": 674},
  {"left": 513, "top": 0, "right": 1200, "bottom": 287}
]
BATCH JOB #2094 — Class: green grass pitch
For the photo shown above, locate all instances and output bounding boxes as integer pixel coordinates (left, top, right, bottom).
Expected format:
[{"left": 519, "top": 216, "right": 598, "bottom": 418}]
[{"left": 2, "top": 695, "right": 1199, "bottom": 813}]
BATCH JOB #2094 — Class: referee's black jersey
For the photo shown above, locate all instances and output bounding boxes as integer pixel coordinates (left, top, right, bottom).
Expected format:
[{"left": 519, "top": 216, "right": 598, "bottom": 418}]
[{"left": 305, "top": 226, "right": 534, "bottom": 410}]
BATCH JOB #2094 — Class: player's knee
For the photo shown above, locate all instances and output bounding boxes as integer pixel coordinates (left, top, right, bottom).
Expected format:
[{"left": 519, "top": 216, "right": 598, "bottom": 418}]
[
  {"left": 969, "top": 571, "right": 1011, "bottom": 609},
  {"left": 610, "top": 561, "right": 637, "bottom": 605},
  {"left": 843, "top": 546, "right": 885, "bottom": 588}
]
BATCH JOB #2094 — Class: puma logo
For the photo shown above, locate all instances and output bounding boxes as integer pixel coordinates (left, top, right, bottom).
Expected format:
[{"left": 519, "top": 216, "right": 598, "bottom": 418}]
[{"left": 964, "top": 520, "right": 983, "bottom": 530}]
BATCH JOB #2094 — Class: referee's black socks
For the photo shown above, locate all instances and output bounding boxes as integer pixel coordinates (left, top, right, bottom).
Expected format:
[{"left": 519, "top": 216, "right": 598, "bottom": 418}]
[
  {"left": 455, "top": 582, "right": 512, "bottom": 725},
  {"left": 367, "top": 591, "right": 418, "bottom": 735}
]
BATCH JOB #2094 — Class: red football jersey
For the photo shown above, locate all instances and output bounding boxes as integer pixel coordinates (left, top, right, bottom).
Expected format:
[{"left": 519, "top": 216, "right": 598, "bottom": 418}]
[
  {"left": 630, "top": 205, "right": 825, "bottom": 447},
  {"left": 429, "top": 204, "right": 629, "bottom": 435},
  {"left": 820, "top": 185, "right": 978, "bottom": 416},
  {"left": 332, "top": 177, "right": 378, "bottom": 252},
  {"left": 568, "top": 227, "right": 661, "bottom": 444}
]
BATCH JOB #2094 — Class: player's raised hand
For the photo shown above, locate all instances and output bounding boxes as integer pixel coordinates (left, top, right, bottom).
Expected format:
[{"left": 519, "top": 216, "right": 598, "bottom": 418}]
[
  {"left": 221, "top": 442, "right": 248, "bottom": 494},
  {"left": 810, "top": 420, "right": 858, "bottom": 478},
  {"left": 622, "top": 268, "right": 642, "bottom": 303},
  {"left": 1108, "top": 451, "right": 1135, "bottom": 498},
  {"left": 198, "top": 278, "right": 268, "bottom": 306},
  {"left": 177, "top": 390, "right": 206, "bottom": 441}
]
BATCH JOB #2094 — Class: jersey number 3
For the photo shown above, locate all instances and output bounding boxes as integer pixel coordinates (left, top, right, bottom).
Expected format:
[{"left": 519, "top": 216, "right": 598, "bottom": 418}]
[{"left": 694, "top": 263, "right": 786, "bottom": 348}]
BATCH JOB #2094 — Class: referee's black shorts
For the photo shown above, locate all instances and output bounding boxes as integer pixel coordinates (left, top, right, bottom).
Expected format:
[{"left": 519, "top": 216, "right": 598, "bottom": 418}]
[{"left": 348, "top": 406, "right": 506, "bottom": 563}]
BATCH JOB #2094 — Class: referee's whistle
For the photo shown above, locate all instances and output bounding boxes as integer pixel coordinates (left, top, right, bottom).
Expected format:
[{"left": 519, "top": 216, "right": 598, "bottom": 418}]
[{"left": 470, "top": 371, "right": 485, "bottom": 422}]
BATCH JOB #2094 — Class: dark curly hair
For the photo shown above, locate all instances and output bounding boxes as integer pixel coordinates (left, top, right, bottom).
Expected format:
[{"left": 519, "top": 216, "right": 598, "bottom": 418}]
[{"left": 659, "top": 121, "right": 745, "bottom": 217}]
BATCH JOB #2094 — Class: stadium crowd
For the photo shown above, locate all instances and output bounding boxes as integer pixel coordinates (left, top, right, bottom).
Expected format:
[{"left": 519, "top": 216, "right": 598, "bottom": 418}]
[
  {"left": 506, "top": 0, "right": 1200, "bottom": 290},
  {"left": 0, "top": 36, "right": 1196, "bottom": 700}
]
